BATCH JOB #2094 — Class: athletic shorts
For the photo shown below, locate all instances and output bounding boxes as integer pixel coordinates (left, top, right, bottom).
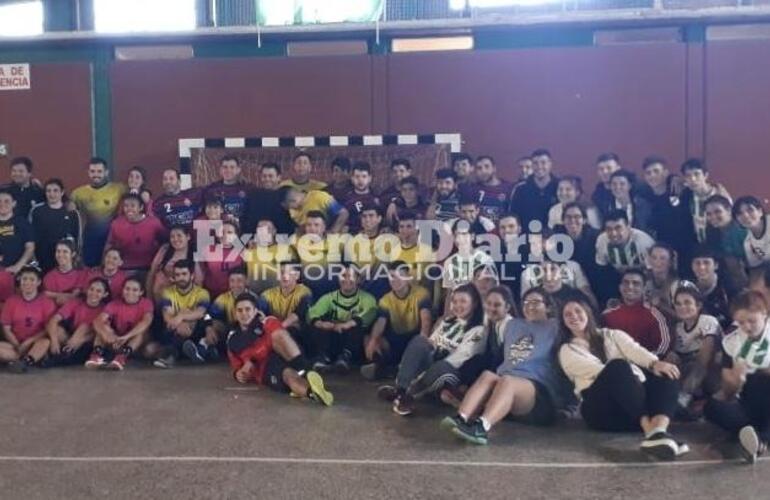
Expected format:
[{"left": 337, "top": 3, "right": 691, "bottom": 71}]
[
  {"left": 510, "top": 380, "right": 556, "bottom": 426},
  {"left": 262, "top": 352, "right": 291, "bottom": 393}
]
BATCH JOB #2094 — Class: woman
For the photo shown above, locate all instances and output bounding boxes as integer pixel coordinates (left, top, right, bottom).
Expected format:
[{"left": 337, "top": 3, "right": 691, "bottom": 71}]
[
  {"left": 733, "top": 196, "right": 770, "bottom": 284},
  {"left": 40, "top": 277, "right": 111, "bottom": 366},
  {"left": 42, "top": 239, "right": 86, "bottom": 307},
  {"left": 146, "top": 225, "right": 202, "bottom": 301},
  {"left": 548, "top": 176, "right": 600, "bottom": 230},
  {"left": 558, "top": 202, "right": 605, "bottom": 303},
  {"left": 557, "top": 297, "right": 687, "bottom": 460},
  {"left": 201, "top": 220, "right": 244, "bottom": 298},
  {"left": 0, "top": 266, "right": 57, "bottom": 373},
  {"left": 127, "top": 166, "right": 152, "bottom": 209},
  {"left": 377, "top": 284, "right": 486, "bottom": 416},
  {"left": 704, "top": 195, "right": 748, "bottom": 293},
  {"left": 645, "top": 243, "right": 685, "bottom": 323},
  {"left": 85, "top": 277, "right": 154, "bottom": 371},
  {"left": 105, "top": 194, "right": 167, "bottom": 272},
  {"left": 29, "top": 178, "right": 81, "bottom": 273},
  {"left": 601, "top": 170, "right": 653, "bottom": 234},
  {"left": 441, "top": 288, "right": 564, "bottom": 445},
  {"left": 84, "top": 248, "right": 128, "bottom": 299}
]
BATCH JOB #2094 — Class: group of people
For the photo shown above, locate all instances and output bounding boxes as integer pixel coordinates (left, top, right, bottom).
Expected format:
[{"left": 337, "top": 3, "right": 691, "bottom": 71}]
[{"left": 1, "top": 149, "right": 769, "bottom": 463}]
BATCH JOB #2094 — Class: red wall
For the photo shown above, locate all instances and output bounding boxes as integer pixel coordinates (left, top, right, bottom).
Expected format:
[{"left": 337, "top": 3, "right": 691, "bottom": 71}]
[
  {"left": 2, "top": 40, "right": 769, "bottom": 200},
  {"left": 0, "top": 62, "right": 92, "bottom": 190}
]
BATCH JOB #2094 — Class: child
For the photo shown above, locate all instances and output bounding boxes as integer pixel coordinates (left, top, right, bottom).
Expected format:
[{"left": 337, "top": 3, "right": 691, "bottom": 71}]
[
  {"left": 154, "top": 260, "right": 211, "bottom": 368},
  {"left": 379, "top": 284, "right": 486, "bottom": 417},
  {"left": 441, "top": 288, "right": 562, "bottom": 444},
  {"left": 307, "top": 264, "right": 378, "bottom": 373},
  {"left": 86, "top": 277, "right": 154, "bottom": 370},
  {"left": 42, "top": 238, "right": 86, "bottom": 306},
  {"left": 558, "top": 297, "right": 687, "bottom": 460},
  {"left": 42, "top": 277, "right": 111, "bottom": 366},
  {"left": 705, "top": 291, "right": 770, "bottom": 463},
  {"left": 667, "top": 286, "right": 722, "bottom": 418},
  {"left": 0, "top": 266, "right": 57, "bottom": 373},
  {"left": 227, "top": 293, "right": 333, "bottom": 406}
]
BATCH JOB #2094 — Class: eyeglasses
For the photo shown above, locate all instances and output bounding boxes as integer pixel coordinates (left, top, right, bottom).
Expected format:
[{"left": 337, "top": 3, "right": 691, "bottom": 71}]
[{"left": 523, "top": 299, "right": 545, "bottom": 306}]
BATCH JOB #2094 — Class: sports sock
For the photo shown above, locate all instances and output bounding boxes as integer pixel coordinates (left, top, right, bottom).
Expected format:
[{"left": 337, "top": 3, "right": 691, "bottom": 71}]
[
  {"left": 457, "top": 412, "right": 469, "bottom": 423},
  {"left": 479, "top": 416, "right": 491, "bottom": 432},
  {"left": 646, "top": 426, "right": 667, "bottom": 438},
  {"left": 120, "top": 345, "right": 133, "bottom": 356},
  {"left": 288, "top": 354, "right": 309, "bottom": 374}
]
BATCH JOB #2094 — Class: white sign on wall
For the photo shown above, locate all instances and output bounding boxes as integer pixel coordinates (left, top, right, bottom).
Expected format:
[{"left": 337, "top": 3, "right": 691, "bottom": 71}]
[{"left": 0, "top": 64, "right": 31, "bottom": 90}]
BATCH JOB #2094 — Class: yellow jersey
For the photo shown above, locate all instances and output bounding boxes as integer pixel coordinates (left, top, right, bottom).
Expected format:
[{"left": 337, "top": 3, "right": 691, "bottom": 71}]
[
  {"left": 289, "top": 190, "right": 341, "bottom": 227},
  {"left": 280, "top": 179, "right": 328, "bottom": 193},
  {"left": 160, "top": 285, "right": 210, "bottom": 313},
  {"left": 261, "top": 284, "right": 313, "bottom": 321},
  {"left": 71, "top": 182, "right": 126, "bottom": 225},
  {"left": 242, "top": 243, "right": 295, "bottom": 293},
  {"left": 378, "top": 285, "right": 431, "bottom": 336}
]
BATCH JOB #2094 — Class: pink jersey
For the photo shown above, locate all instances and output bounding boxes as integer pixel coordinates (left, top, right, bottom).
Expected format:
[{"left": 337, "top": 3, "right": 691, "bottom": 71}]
[
  {"left": 202, "top": 245, "right": 244, "bottom": 298},
  {"left": 102, "top": 297, "right": 154, "bottom": 336},
  {"left": 106, "top": 215, "right": 167, "bottom": 270},
  {"left": 1, "top": 293, "right": 57, "bottom": 342},
  {"left": 83, "top": 268, "right": 128, "bottom": 300},
  {"left": 56, "top": 299, "right": 104, "bottom": 329},
  {"left": 43, "top": 268, "right": 86, "bottom": 294}
]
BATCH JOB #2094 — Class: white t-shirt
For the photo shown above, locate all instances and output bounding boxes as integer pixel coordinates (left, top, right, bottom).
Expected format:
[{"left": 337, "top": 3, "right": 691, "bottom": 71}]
[
  {"left": 723, "top": 319, "right": 770, "bottom": 373},
  {"left": 744, "top": 214, "right": 770, "bottom": 268},
  {"left": 595, "top": 228, "right": 655, "bottom": 271},
  {"left": 674, "top": 314, "right": 721, "bottom": 356}
]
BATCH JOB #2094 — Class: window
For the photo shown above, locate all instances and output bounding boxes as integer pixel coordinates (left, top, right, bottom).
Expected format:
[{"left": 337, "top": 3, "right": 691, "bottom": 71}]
[
  {"left": 94, "top": 0, "right": 196, "bottom": 33},
  {"left": 258, "top": 0, "right": 383, "bottom": 26},
  {"left": 450, "top": 0, "right": 562, "bottom": 8},
  {"left": 0, "top": 1, "right": 43, "bottom": 37}
]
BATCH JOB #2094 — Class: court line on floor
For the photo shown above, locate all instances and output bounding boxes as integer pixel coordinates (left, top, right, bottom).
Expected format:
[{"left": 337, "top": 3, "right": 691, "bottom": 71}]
[{"left": 0, "top": 455, "right": 764, "bottom": 468}]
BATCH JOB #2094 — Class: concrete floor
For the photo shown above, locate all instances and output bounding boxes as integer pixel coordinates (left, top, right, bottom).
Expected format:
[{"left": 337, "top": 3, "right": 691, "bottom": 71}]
[{"left": 0, "top": 364, "right": 766, "bottom": 500}]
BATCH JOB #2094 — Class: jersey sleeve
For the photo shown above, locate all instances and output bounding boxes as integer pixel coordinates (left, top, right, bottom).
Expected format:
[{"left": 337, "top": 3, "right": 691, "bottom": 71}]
[
  {"left": 140, "top": 298, "right": 155, "bottom": 316},
  {"left": 416, "top": 288, "right": 432, "bottom": 312},
  {"left": 209, "top": 295, "right": 228, "bottom": 322},
  {"left": 357, "top": 293, "right": 379, "bottom": 329},
  {"left": 159, "top": 289, "right": 173, "bottom": 310},
  {"left": 307, "top": 293, "right": 332, "bottom": 323},
  {"left": 262, "top": 316, "right": 283, "bottom": 335},
  {"left": 17, "top": 218, "right": 34, "bottom": 244},
  {"left": 56, "top": 301, "right": 77, "bottom": 322},
  {"left": 295, "top": 292, "right": 312, "bottom": 322}
]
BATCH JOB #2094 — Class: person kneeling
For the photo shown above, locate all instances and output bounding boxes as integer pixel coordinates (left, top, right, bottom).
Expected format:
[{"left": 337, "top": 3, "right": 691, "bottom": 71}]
[{"left": 228, "top": 293, "right": 333, "bottom": 406}]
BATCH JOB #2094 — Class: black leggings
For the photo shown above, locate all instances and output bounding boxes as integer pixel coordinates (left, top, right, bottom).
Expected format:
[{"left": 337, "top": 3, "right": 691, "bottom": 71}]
[
  {"left": 704, "top": 372, "right": 770, "bottom": 442},
  {"left": 580, "top": 359, "right": 680, "bottom": 432},
  {"left": 313, "top": 326, "right": 365, "bottom": 364}
]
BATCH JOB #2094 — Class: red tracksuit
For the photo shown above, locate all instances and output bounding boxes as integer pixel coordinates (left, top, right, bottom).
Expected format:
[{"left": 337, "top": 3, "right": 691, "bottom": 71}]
[
  {"left": 602, "top": 302, "right": 670, "bottom": 356},
  {"left": 227, "top": 316, "right": 283, "bottom": 384}
]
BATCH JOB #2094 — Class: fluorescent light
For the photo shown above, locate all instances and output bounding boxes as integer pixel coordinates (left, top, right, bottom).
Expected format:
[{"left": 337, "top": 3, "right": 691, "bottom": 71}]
[
  {"left": 392, "top": 36, "right": 474, "bottom": 53},
  {"left": 94, "top": 0, "right": 196, "bottom": 33},
  {"left": 450, "top": 0, "right": 562, "bottom": 8},
  {"left": 0, "top": 1, "right": 43, "bottom": 37}
]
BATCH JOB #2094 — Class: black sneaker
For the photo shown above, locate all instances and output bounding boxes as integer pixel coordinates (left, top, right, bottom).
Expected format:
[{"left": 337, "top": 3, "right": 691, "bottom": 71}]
[
  {"left": 312, "top": 356, "right": 333, "bottom": 373},
  {"left": 641, "top": 431, "right": 678, "bottom": 460},
  {"left": 334, "top": 351, "right": 352, "bottom": 375},
  {"left": 182, "top": 340, "right": 205, "bottom": 364},
  {"left": 7, "top": 359, "right": 30, "bottom": 374},
  {"left": 377, "top": 385, "right": 399, "bottom": 402},
  {"left": 392, "top": 394, "right": 415, "bottom": 416},
  {"left": 204, "top": 345, "right": 220, "bottom": 362},
  {"left": 451, "top": 418, "right": 488, "bottom": 445}
]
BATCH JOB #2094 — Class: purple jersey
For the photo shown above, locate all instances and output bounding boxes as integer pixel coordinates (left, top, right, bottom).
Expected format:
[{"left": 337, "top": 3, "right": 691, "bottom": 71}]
[
  {"left": 203, "top": 181, "right": 252, "bottom": 222},
  {"left": 469, "top": 181, "right": 513, "bottom": 223},
  {"left": 344, "top": 192, "right": 380, "bottom": 232},
  {"left": 153, "top": 188, "right": 202, "bottom": 228}
]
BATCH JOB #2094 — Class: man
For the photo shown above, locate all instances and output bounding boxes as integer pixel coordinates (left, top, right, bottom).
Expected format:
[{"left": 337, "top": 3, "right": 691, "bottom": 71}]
[
  {"left": 243, "top": 219, "right": 295, "bottom": 294},
  {"left": 3, "top": 157, "right": 44, "bottom": 218},
  {"left": 293, "top": 210, "right": 337, "bottom": 299},
  {"left": 427, "top": 168, "right": 460, "bottom": 223},
  {"left": 362, "top": 261, "right": 433, "bottom": 381},
  {"left": 202, "top": 156, "right": 252, "bottom": 225},
  {"left": 279, "top": 152, "right": 327, "bottom": 192},
  {"left": 325, "top": 156, "right": 353, "bottom": 202},
  {"left": 154, "top": 260, "right": 211, "bottom": 368},
  {"left": 347, "top": 202, "right": 390, "bottom": 299},
  {"left": 0, "top": 190, "right": 35, "bottom": 302},
  {"left": 591, "top": 152, "right": 622, "bottom": 212},
  {"left": 496, "top": 213, "right": 528, "bottom": 303},
  {"left": 202, "top": 266, "right": 258, "bottom": 362},
  {"left": 452, "top": 197, "right": 495, "bottom": 235},
  {"left": 280, "top": 185, "right": 348, "bottom": 234},
  {"left": 379, "top": 159, "right": 415, "bottom": 205},
  {"left": 153, "top": 168, "right": 202, "bottom": 229},
  {"left": 679, "top": 158, "right": 731, "bottom": 245},
  {"left": 638, "top": 156, "right": 688, "bottom": 264},
  {"left": 508, "top": 148, "right": 558, "bottom": 228},
  {"left": 243, "top": 163, "right": 295, "bottom": 236},
  {"left": 260, "top": 260, "right": 313, "bottom": 353},
  {"left": 451, "top": 153, "right": 475, "bottom": 186},
  {"left": 71, "top": 157, "right": 126, "bottom": 266},
  {"left": 343, "top": 161, "right": 380, "bottom": 234},
  {"left": 602, "top": 268, "right": 671, "bottom": 356},
  {"left": 395, "top": 211, "right": 435, "bottom": 283},
  {"left": 595, "top": 209, "right": 655, "bottom": 273},
  {"left": 307, "top": 263, "right": 378, "bottom": 373},
  {"left": 469, "top": 155, "right": 512, "bottom": 224}
]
